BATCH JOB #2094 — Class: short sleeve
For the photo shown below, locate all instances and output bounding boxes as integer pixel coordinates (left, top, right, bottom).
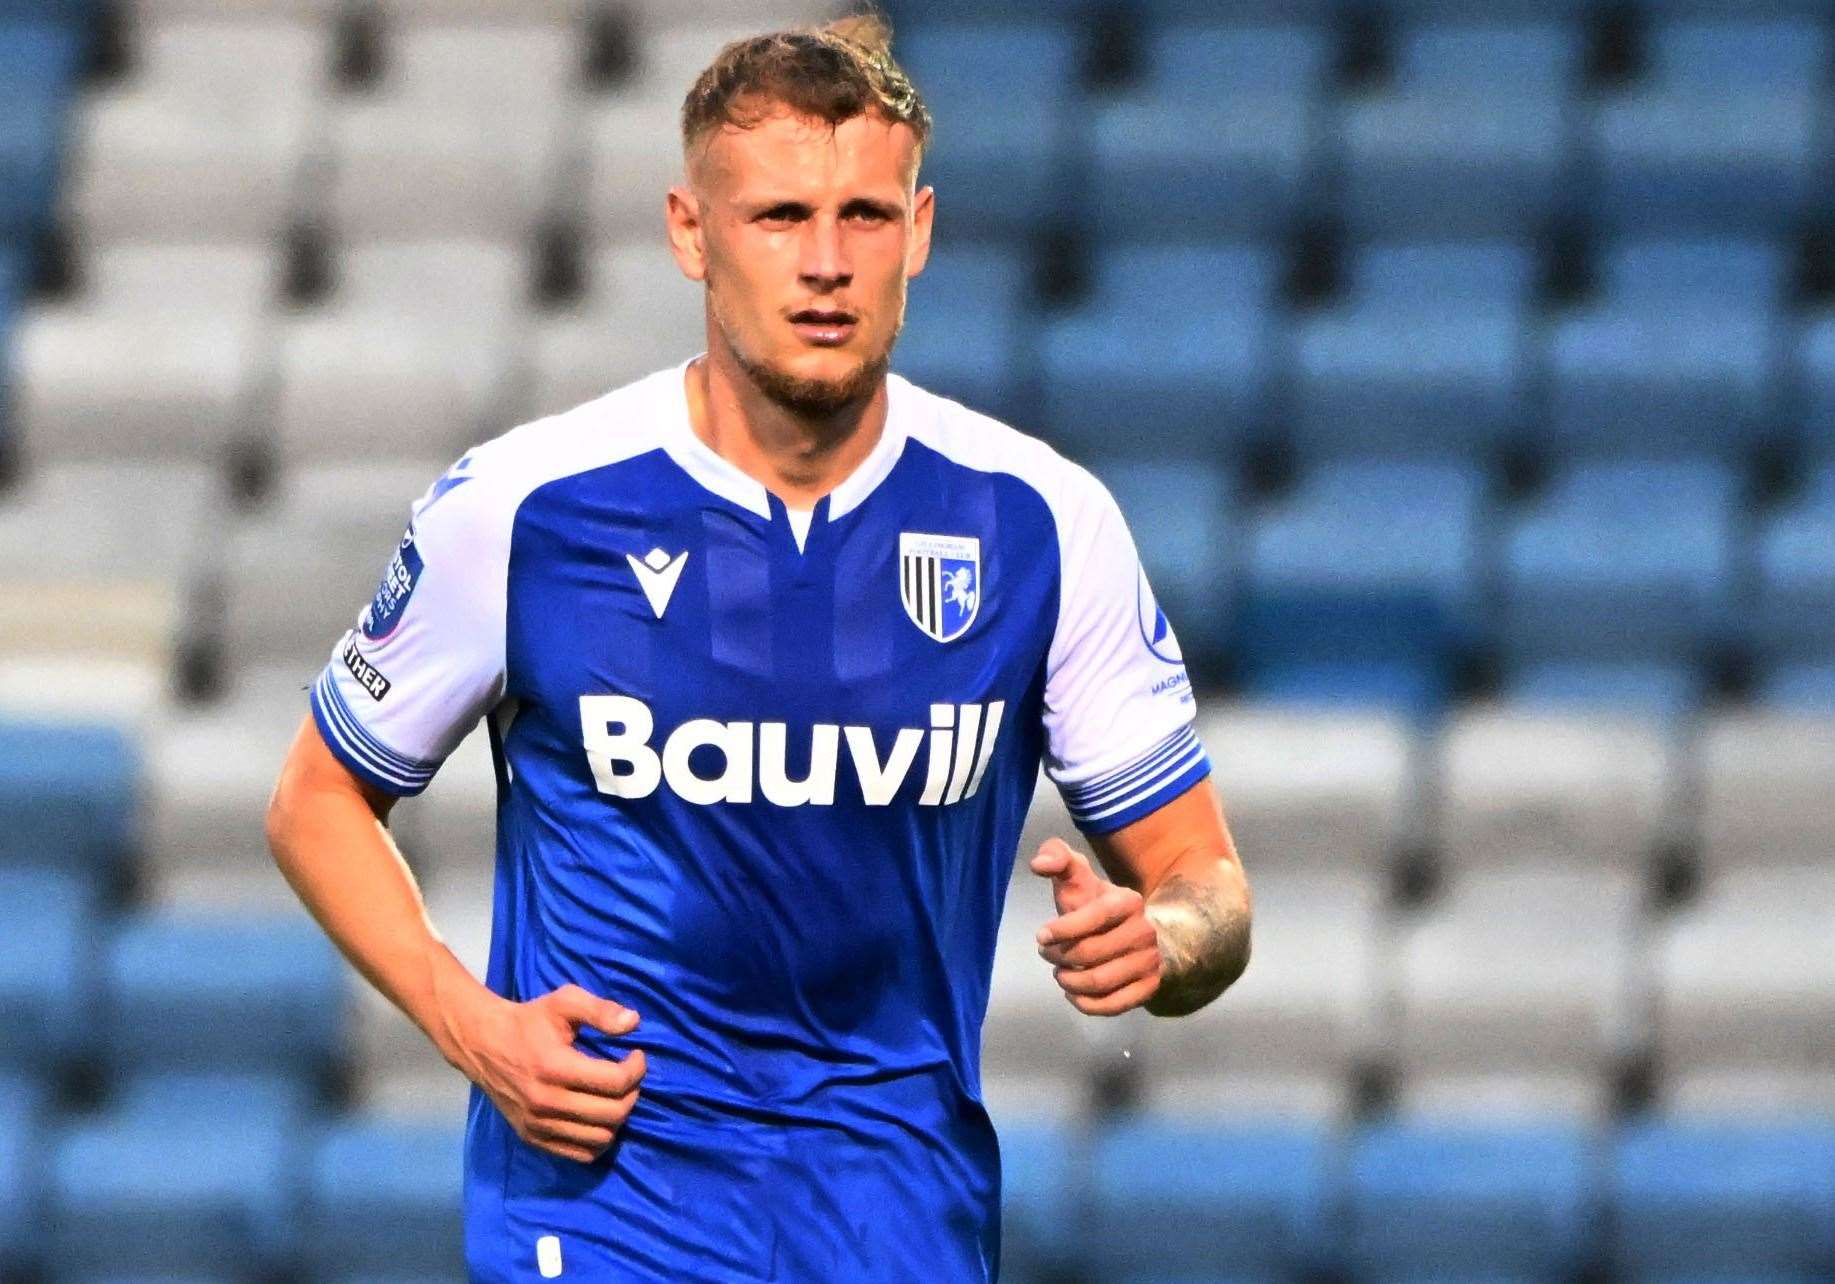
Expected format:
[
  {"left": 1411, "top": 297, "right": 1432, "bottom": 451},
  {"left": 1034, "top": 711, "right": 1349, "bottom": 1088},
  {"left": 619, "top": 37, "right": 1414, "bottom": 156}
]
[
  {"left": 308, "top": 457, "right": 507, "bottom": 796},
  {"left": 1042, "top": 470, "right": 1210, "bottom": 834}
]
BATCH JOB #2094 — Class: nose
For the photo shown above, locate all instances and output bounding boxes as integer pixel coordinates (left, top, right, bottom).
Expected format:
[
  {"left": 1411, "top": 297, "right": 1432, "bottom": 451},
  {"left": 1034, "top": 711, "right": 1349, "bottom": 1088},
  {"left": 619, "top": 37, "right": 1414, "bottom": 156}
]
[{"left": 798, "top": 213, "right": 852, "bottom": 292}]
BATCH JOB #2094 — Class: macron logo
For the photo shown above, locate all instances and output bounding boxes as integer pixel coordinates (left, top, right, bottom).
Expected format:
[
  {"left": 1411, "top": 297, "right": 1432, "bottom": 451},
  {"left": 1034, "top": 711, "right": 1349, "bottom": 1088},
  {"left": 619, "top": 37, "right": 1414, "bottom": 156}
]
[{"left": 626, "top": 547, "right": 688, "bottom": 619}]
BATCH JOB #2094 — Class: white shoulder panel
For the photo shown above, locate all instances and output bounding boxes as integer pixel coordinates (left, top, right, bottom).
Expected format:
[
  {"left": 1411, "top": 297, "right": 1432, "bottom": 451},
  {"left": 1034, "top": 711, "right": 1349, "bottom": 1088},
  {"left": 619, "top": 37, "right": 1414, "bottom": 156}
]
[
  {"left": 896, "top": 378, "right": 1206, "bottom": 833},
  {"left": 309, "top": 368, "right": 680, "bottom": 795}
]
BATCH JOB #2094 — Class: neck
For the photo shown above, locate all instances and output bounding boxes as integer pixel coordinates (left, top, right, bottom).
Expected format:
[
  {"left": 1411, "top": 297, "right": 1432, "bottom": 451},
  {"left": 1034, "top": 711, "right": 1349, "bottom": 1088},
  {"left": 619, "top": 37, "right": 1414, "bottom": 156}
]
[{"left": 684, "top": 343, "right": 887, "bottom": 510}]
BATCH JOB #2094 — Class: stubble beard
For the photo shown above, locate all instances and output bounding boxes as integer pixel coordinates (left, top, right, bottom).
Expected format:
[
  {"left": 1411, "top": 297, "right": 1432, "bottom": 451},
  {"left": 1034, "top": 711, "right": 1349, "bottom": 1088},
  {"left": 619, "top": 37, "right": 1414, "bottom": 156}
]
[{"left": 714, "top": 293, "right": 903, "bottom": 419}]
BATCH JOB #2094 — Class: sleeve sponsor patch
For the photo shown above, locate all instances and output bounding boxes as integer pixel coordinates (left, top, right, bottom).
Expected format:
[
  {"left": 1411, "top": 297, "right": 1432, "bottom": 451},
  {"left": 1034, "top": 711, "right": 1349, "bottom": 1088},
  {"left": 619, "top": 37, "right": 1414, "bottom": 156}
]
[
  {"left": 342, "top": 634, "right": 393, "bottom": 700},
  {"left": 361, "top": 526, "right": 424, "bottom": 642}
]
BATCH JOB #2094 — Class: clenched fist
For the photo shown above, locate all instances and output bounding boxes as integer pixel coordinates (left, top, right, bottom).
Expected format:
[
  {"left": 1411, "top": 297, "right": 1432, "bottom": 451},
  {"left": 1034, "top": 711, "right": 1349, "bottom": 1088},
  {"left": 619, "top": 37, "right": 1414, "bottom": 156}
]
[
  {"left": 451, "top": 982, "right": 647, "bottom": 1164},
  {"left": 1031, "top": 837, "right": 1163, "bottom": 1016}
]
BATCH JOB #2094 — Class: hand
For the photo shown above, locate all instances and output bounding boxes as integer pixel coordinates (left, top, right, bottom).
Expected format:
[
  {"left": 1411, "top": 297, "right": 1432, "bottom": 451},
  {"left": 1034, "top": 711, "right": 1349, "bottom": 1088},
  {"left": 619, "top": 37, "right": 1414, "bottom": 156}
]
[
  {"left": 1030, "top": 837, "right": 1163, "bottom": 1016},
  {"left": 451, "top": 982, "right": 647, "bottom": 1164}
]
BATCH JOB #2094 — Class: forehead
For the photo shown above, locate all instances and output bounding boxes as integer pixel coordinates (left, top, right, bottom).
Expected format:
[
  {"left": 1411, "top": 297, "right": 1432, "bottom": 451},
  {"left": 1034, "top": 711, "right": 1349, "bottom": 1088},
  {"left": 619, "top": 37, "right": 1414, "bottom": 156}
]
[{"left": 693, "top": 106, "right": 918, "bottom": 196}]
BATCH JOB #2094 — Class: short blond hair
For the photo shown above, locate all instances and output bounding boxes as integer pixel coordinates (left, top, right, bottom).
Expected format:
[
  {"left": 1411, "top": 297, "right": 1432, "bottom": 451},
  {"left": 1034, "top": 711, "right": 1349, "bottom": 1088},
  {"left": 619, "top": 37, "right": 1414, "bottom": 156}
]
[{"left": 679, "top": 11, "right": 932, "bottom": 162}]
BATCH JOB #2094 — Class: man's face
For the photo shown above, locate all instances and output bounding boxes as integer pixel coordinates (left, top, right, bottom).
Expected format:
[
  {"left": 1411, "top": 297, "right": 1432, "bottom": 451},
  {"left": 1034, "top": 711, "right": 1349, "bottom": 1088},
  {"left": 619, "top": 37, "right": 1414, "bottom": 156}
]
[{"left": 669, "top": 104, "right": 934, "bottom": 417}]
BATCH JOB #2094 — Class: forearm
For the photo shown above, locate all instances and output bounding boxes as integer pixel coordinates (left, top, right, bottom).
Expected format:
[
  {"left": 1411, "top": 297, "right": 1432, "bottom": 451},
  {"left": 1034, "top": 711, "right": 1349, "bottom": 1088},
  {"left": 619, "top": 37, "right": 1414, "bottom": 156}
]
[
  {"left": 266, "top": 722, "right": 494, "bottom": 1076},
  {"left": 1142, "top": 855, "right": 1251, "bottom": 1018}
]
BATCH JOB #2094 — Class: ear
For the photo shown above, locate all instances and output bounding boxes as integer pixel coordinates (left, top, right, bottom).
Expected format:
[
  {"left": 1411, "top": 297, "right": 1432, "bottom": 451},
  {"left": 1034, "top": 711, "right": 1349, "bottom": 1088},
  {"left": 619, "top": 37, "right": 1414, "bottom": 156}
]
[
  {"left": 905, "top": 184, "right": 935, "bottom": 281},
  {"left": 665, "top": 183, "right": 708, "bottom": 283}
]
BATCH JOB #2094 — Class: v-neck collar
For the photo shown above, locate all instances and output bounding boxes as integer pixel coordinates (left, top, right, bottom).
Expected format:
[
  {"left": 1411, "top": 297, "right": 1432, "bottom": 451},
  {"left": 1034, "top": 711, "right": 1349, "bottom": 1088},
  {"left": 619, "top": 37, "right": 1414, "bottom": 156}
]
[{"left": 657, "top": 354, "right": 910, "bottom": 523}]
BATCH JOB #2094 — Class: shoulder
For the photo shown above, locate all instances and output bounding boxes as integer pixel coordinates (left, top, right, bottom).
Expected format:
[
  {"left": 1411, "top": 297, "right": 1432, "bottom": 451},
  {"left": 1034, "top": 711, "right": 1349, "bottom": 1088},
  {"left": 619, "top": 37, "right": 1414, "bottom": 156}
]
[
  {"left": 408, "top": 367, "right": 680, "bottom": 543},
  {"left": 892, "top": 374, "right": 1114, "bottom": 532}
]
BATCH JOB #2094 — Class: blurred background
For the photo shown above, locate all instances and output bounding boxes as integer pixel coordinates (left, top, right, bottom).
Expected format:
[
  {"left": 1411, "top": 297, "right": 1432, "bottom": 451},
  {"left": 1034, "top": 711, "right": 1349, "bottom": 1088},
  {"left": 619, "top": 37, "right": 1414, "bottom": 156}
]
[{"left": 2, "top": 0, "right": 1834, "bottom": 1279}]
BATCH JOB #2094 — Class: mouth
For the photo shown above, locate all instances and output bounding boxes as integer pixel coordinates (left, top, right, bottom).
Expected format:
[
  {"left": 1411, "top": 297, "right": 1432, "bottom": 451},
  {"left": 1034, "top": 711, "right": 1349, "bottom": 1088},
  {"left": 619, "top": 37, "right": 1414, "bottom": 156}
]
[{"left": 788, "top": 308, "right": 858, "bottom": 346}]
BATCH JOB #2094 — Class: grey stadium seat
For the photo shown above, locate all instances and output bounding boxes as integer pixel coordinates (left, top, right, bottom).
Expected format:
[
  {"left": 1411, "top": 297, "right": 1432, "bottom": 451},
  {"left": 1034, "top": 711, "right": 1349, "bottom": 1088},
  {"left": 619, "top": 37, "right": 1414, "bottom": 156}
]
[
  {"left": 1694, "top": 709, "right": 1835, "bottom": 875},
  {"left": 126, "top": 0, "right": 344, "bottom": 18},
  {"left": 219, "top": 460, "right": 446, "bottom": 674},
  {"left": 1653, "top": 865, "right": 1835, "bottom": 1117},
  {"left": 1433, "top": 703, "right": 1678, "bottom": 879},
  {"left": 324, "top": 24, "right": 576, "bottom": 242},
  {"left": 65, "top": 19, "right": 328, "bottom": 248},
  {"left": 1197, "top": 702, "right": 1420, "bottom": 876},
  {"left": 1123, "top": 867, "right": 1384, "bottom": 1123},
  {"left": 351, "top": 875, "right": 491, "bottom": 1122},
  {"left": 271, "top": 240, "right": 526, "bottom": 467},
  {"left": 522, "top": 240, "right": 707, "bottom": 421},
  {"left": 1391, "top": 866, "right": 1645, "bottom": 1121},
  {"left": 0, "top": 462, "right": 221, "bottom": 718},
  {"left": 12, "top": 243, "right": 278, "bottom": 467},
  {"left": 981, "top": 871, "right": 1110, "bottom": 1127},
  {"left": 140, "top": 673, "right": 329, "bottom": 910}
]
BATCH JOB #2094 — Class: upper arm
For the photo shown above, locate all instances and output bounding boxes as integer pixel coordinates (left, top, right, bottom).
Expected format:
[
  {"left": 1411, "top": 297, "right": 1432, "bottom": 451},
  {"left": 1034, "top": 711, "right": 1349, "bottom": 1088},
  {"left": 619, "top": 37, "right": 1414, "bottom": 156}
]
[{"left": 270, "top": 713, "right": 398, "bottom": 831}]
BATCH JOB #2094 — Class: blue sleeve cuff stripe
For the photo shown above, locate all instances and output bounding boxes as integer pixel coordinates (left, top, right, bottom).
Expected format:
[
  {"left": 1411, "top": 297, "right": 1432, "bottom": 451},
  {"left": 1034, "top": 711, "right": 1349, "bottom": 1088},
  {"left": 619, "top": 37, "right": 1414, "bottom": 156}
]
[
  {"left": 314, "top": 666, "right": 433, "bottom": 777},
  {"left": 309, "top": 672, "right": 436, "bottom": 796},
  {"left": 1073, "top": 755, "right": 1212, "bottom": 836},
  {"left": 1060, "top": 725, "right": 1202, "bottom": 811},
  {"left": 1066, "top": 736, "right": 1207, "bottom": 826}
]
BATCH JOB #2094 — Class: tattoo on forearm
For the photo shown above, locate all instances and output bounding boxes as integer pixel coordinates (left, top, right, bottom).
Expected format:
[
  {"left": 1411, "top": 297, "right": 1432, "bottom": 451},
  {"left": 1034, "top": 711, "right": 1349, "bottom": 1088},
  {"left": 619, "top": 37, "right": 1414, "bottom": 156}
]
[{"left": 1145, "top": 873, "right": 1251, "bottom": 1016}]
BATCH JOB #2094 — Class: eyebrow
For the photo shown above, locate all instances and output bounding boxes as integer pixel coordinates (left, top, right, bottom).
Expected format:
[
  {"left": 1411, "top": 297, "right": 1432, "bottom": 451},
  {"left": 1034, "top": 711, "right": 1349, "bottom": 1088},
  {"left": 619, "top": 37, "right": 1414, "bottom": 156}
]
[{"left": 748, "top": 196, "right": 903, "bottom": 219}]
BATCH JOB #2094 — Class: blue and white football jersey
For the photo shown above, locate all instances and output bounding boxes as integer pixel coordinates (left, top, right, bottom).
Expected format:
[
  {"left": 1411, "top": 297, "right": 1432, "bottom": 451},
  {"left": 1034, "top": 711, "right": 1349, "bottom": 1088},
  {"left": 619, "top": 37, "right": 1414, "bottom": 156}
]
[{"left": 310, "top": 357, "right": 1209, "bottom": 1282}]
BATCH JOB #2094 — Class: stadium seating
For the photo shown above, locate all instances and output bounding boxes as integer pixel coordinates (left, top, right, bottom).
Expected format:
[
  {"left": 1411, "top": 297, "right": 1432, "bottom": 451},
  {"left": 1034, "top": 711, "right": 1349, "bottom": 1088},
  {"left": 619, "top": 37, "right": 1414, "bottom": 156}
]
[
  {"left": 0, "top": 867, "right": 94, "bottom": 1075},
  {"left": 0, "top": 717, "right": 138, "bottom": 878},
  {"left": 893, "top": 240, "right": 1034, "bottom": 426},
  {"left": 1751, "top": 465, "right": 1835, "bottom": 695},
  {"left": 1544, "top": 239, "right": 1783, "bottom": 463},
  {"left": 47, "top": 1072, "right": 308, "bottom": 1278},
  {"left": 1498, "top": 461, "right": 1738, "bottom": 712},
  {"left": 1694, "top": 708, "right": 1835, "bottom": 876},
  {"left": 1652, "top": 866, "right": 1835, "bottom": 1116},
  {"left": 1290, "top": 242, "right": 1532, "bottom": 465},
  {"left": 1090, "top": 1119, "right": 1334, "bottom": 1279},
  {"left": 1608, "top": 1119, "right": 1835, "bottom": 1278},
  {"left": 1095, "top": 456, "right": 1237, "bottom": 669},
  {"left": 1239, "top": 461, "right": 1483, "bottom": 714},
  {"left": 99, "top": 909, "right": 347, "bottom": 1087},
  {"left": 1344, "top": 1121, "right": 1596, "bottom": 1280},
  {"left": 0, "top": 1073, "right": 48, "bottom": 1275},
  {"left": 303, "top": 1118, "right": 467, "bottom": 1279},
  {"left": 1039, "top": 243, "right": 1278, "bottom": 461}
]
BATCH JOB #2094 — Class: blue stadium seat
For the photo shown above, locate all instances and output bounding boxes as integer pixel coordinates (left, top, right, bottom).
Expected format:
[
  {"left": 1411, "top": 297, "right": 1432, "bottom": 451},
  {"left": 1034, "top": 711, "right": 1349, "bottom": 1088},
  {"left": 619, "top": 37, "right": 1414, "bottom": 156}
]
[
  {"left": 1292, "top": 244, "right": 1530, "bottom": 465},
  {"left": 1544, "top": 242, "right": 1781, "bottom": 462},
  {"left": 0, "top": 720, "right": 138, "bottom": 880},
  {"left": 1338, "top": 89, "right": 1572, "bottom": 239},
  {"left": 1587, "top": 90, "right": 1816, "bottom": 236},
  {"left": 0, "top": 1073, "right": 49, "bottom": 1275},
  {"left": 0, "top": 868, "right": 93, "bottom": 1074},
  {"left": 1391, "top": 22, "right": 1584, "bottom": 91},
  {"left": 1499, "top": 462, "right": 1736, "bottom": 704},
  {"left": 0, "top": 21, "right": 83, "bottom": 241},
  {"left": 1505, "top": 660, "right": 1706, "bottom": 716},
  {"left": 100, "top": 910, "right": 346, "bottom": 1088},
  {"left": 1039, "top": 244, "right": 1278, "bottom": 462},
  {"left": 304, "top": 1118, "right": 466, "bottom": 1280},
  {"left": 1130, "top": 0, "right": 1339, "bottom": 22},
  {"left": 1750, "top": 464, "right": 1835, "bottom": 687},
  {"left": 48, "top": 1074, "right": 308, "bottom": 1278},
  {"left": 1345, "top": 1121, "right": 1596, "bottom": 1280},
  {"left": 1645, "top": 18, "right": 1831, "bottom": 89},
  {"left": 1090, "top": 95, "right": 1317, "bottom": 240},
  {"left": 1089, "top": 1119, "right": 1333, "bottom": 1279},
  {"left": 996, "top": 1120, "right": 1080, "bottom": 1284},
  {"left": 1138, "top": 24, "right": 1334, "bottom": 97},
  {"left": 1597, "top": 237, "right": 1792, "bottom": 307},
  {"left": 897, "top": 24, "right": 1081, "bottom": 239},
  {"left": 1795, "top": 312, "right": 1835, "bottom": 464},
  {"left": 1759, "top": 664, "right": 1835, "bottom": 711},
  {"left": 894, "top": 243, "right": 1032, "bottom": 425},
  {"left": 1093, "top": 456, "right": 1237, "bottom": 669},
  {"left": 1609, "top": 1120, "right": 1835, "bottom": 1279},
  {"left": 1241, "top": 462, "right": 1485, "bottom": 716}
]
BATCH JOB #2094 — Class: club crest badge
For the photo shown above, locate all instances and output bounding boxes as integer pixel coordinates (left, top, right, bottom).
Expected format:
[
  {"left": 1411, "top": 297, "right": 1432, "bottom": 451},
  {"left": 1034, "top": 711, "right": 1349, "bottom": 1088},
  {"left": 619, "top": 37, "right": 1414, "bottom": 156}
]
[{"left": 900, "top": 532, "right": 980, "bottom": 643}]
